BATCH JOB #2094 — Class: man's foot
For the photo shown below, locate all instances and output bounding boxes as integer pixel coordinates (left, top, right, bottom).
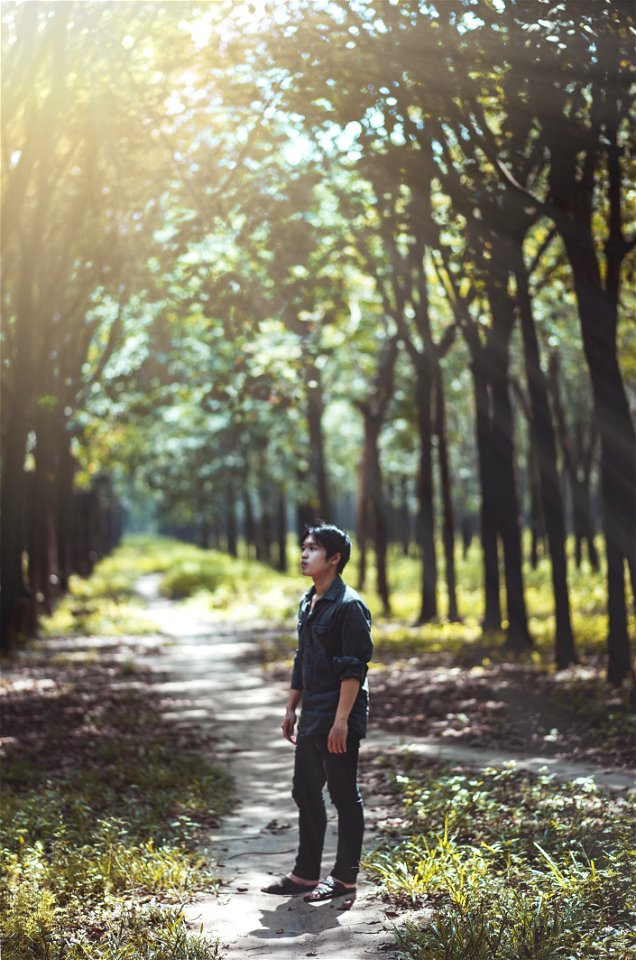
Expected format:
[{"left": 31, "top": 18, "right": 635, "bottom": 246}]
[
  {"left": 303, "top": 876, "right": 356, "bottom": 902},
  {"left": 262, "top": 874, "right": 318, "bottom": 896}
]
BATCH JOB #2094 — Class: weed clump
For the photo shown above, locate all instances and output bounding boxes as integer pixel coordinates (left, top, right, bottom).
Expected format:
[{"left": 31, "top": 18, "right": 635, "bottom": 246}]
[{"left": 366, "top": 763, "right": 635, "bottom": 960}]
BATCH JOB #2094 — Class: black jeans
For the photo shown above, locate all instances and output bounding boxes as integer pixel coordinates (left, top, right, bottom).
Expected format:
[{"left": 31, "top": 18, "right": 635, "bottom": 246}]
[{"left": 291, "top": 733, "right": 363, "bottom": 885}]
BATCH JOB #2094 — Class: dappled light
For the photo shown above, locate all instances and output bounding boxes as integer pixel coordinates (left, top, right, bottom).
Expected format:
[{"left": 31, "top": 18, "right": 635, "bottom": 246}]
[{"left": 2, "top": 1, "right": 635, "bottom": 958}]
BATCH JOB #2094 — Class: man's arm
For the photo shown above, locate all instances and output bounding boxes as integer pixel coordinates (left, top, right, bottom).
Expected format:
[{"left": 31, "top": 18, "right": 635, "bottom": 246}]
[
  {"left": 328, "top": 677, "right": 361, "bottom": 754},
  {"left": 282, "top": 688, "right": 302, "bottom": 744}
]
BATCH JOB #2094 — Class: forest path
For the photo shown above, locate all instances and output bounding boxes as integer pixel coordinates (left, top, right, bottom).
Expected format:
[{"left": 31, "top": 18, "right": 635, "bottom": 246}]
[{"left": 136, "top": 575, "right": 633, "bottom": 960}]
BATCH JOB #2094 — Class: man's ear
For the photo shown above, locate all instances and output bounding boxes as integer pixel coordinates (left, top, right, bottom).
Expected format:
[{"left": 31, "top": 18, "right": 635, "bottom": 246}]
[{"left": 329, "top": 552, "right": 341, "bottom": 569}]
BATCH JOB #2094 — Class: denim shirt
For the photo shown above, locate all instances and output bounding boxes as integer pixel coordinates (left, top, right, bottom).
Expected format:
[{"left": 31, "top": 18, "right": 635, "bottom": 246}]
[{"left": 291, "top": 576, "right": 373, "bottom": 739}]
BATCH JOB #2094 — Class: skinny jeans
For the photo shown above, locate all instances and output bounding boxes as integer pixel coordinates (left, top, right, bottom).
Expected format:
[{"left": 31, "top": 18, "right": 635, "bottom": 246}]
[{"left": 291, "top": 733, "right": 363, "bottom": 885}]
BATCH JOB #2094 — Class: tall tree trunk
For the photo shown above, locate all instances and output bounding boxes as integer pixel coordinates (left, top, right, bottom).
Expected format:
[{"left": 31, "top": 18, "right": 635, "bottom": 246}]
[
  {"left": 355, "top": 456, "right": 368, "bottom": 592},
  {"left": 528, "top": 436, "right": 545, "bottom": 570},
  {"left": 258, "top": 479, "right": 273, "bottom": 565},
  {"left": 362, "top": 412, "right": 391, "bottom": 616},
  {"left": 414, "top": 362, "right": 437, "bottom": 624},
  {"left": 31, "top": 409, "right": 64, "bottom": 616},
  {"left": 566, "top": 248, "right": 635, "bottom": 685},
  {"left": 433, "top": 366, "right": 460, "bottom": 622},
  {"left": 399, "top": 476, "right": 411, "bottom": 557},
  {"left": 304, "top": 362, "right": 331, "bottom": 520},
  {"left": 244, "top": 491, "right": 256, "bottom": 561},
  {"left": 546, "top": 77, "right": 635, "bottom": 684},
  {"left": 226, "top": 485, "right": 238, "bottom": 558},
  {"left": 486, "top": 284, "right": 532, "bottom": 649},
  {"left": 277, "top": 485, "right": 288, "bottom": 573},
  {"left": 0, "top": 416, "right": 29, "bottom": 650},
  {"left": 56, "top": 426, "right": 76, "bottom": 592},
  {"left": 547, "top": 353, "right": 599, "bottom": 571},
  {"left": 515, "top": 255, "right": 577, "bottom": 667},
  {"left": 461, "top": 513, "right": 474, "bottom": 559},
  {"left": 470, "top": 354, "right": 502, "bottom": 631},
  {"left": 355, "top": 333, "right": 398, "bottom": 606}
]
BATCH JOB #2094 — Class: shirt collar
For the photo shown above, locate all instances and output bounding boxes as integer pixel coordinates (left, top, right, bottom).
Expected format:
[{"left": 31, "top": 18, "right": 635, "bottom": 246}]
[{"left": 303, "top": 575, "right": 345, "bottom": 604}]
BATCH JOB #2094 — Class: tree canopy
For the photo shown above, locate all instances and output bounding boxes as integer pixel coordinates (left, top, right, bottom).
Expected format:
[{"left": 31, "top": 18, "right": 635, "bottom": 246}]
[{"left": 1, "top": 0, "right": 634, "bottom": 684}]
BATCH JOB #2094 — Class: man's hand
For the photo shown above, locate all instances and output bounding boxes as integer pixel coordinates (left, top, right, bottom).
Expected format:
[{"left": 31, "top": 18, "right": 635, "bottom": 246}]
[
  {"left": 328, "top": 719, "right": 348, "bottom": 754},
  {"left": 282, "top": 708, "right": 297, "bottom": 744}
]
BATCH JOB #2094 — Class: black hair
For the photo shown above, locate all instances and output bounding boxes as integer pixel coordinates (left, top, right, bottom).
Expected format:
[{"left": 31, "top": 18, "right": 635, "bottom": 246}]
[{"left": 300, "top": 521, "right": 351, "bottom": 574}]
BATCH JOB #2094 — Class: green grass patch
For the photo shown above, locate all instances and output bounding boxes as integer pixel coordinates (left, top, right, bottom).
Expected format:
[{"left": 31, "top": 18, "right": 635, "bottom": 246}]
[
  {"left": 1, "top": 646, "right": 232, "bottom": 959},
  {"left": 155, "top": 541, "right": 301, "bottom": 623},
  {"left": 365, "top": 760, "right": 635, "bottom": 960},
  {"left": 40, "top": 539, "right": 181, "bottom": 637},
  {"left": 108, "top": 533, "right": 629, "bottom": 670}
]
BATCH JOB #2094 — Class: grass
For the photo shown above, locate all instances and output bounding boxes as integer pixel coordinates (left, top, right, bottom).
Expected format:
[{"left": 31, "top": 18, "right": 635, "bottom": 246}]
[
  {"left": 1, "top": 663, "right": 232, "bottom": 958},
  {"left": 40, "top": 540, "right": 172, "bottom": 637},
  {"left": 21, "top": 534, "right": 633, "bottom": 957},
  {"left": 365, "top": 758, "right": 636, "bottom": 960},
  {"left": 39, "top": 531, "right": 632, "bottom": 666},
  {"left": 2, "top": 541, "right": 235, "bottom": 959}
]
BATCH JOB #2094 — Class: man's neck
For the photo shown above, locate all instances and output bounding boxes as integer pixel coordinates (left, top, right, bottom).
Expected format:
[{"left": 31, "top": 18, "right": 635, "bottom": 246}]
[{"left": 311, "top": 570, "right": 339, "bottom": 600}]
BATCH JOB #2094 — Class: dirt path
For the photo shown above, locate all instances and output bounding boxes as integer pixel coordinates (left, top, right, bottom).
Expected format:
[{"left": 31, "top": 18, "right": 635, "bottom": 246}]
[{"left": 137, "top": 576, "right": 633, "bottom": 960}]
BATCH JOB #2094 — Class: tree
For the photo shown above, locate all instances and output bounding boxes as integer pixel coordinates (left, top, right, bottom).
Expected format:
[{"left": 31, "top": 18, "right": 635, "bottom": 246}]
[
  {"left": 501, "top": 1, "right": 635, "bottom": 682},
  {"left": 0, "top": 1, "right": 210, "bottom": 647}
]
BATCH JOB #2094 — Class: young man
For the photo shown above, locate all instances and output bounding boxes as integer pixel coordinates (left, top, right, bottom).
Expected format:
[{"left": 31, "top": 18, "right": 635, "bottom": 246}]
[{"left": 262, "top": 522, "right": 373, "bottom": 902}]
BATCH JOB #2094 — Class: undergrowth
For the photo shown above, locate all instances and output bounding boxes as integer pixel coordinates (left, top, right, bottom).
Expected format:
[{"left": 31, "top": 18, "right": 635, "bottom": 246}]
[
  {"left": 365, "top": 760, "right": 636, "bottom": 960},
  {"left": 43, "top": 533, "right": 629, "bottom": 670},
  {"left": 0, "top": 646, "right": 232, "bottom": 959}
]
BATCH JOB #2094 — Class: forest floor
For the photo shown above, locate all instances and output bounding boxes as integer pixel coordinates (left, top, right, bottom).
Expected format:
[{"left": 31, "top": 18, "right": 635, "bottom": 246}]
[
  {"left": 2, "top": 575, "right": 633, "bottom": 960},
  {"left": 135, "top": 575, "right": 633, "bottom": 960}
]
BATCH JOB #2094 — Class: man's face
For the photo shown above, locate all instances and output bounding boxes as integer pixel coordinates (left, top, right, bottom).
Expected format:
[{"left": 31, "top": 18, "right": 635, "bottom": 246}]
[{"left": 300, "top": 535, "right": 340, "bottom": 579}]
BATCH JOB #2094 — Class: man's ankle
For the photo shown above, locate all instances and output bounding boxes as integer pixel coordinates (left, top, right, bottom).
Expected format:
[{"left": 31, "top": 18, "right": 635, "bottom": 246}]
[
  {"left": 288, "top": 872, "right": 319, "bottom": 886},
  {"left": 330, "top": 874, "right": 357, "bottom": 888}
]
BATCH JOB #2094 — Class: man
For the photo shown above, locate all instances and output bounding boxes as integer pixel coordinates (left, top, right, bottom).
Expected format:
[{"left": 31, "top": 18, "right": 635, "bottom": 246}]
[{"left": 262, "top": 522, "right": 373, "bottom": 902}]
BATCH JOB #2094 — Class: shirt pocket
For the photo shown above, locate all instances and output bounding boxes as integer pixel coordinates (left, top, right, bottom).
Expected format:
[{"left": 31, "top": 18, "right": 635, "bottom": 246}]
[{"left": 310, "top": 623, "right": 338, "bottom": 687}]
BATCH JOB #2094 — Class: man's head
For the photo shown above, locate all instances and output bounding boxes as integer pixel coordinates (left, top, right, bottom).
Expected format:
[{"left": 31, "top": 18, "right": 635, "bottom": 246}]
[{"left": 300, "top": 522, "right": 351, "bottom": 575}]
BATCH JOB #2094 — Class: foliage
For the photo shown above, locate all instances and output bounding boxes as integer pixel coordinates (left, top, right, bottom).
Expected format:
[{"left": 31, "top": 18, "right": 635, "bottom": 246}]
[{"left": 366, "top": 761, "right": 636, "bottom": 960}]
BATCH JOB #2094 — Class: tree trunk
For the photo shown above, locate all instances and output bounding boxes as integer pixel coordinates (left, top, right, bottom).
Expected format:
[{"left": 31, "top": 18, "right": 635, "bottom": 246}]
[
  {"left": 433, "top": 366, "right": 460, "bottom": 622},
  {"left": 489, "top": 360, "right": 531, "bottom": 648},
  {"left": 304, "top": 362, "right": 331, "bottom": 520},
  {"left": 461, "top": 514, "right": 474, "bottom": 559},
  {"left": 28, "top": 489, "right": 59, "bottom": 618},
  {"left": 56, "top": 427, "right": 76, "bottom": 592},
  {"left": 470, "top": 355, "right": 502, "bottom": 631},
  {"left": 397, "top": 476, "right": 411, "bottom": 556},
  {"left": 529, "top": 438, "right": 545, "bottom": 570},
  {"left": 277, "top": 485, "right": 288, "bottom": 573},
  {"left": 0, "top": 416, "right": 30, "bottom": 650},
  {"left": 244, "top": 491, "right": 256, "bottom": 561},
  {"left": 566, "top": 247, "right": 635, "bottom": 685},
  {"left": 515, "top": 255, "right": 577, "bottom": 666},
  {"left": 355, "top": 456, "right": 368, "bottom": 592},
  {"left": 546, "top": 353, "right": 599, "bottom": 572},
  {"left": 414, "top": 362, "right": 437, "bottom": 624},
  {"left": 362, "top": 412, "right": 391, "bottom": 616},
  {"left": 226, "top": 486, "right": 238, "bottom": 558},
  {"left": 486, "top": 281, "right": 532, "bottom": 650}
]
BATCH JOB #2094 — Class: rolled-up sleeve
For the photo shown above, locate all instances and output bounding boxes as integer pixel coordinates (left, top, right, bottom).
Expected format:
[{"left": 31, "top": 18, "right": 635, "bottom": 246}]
[{"left": 334, "top": 599, "right": 373, "bottom": 682}]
